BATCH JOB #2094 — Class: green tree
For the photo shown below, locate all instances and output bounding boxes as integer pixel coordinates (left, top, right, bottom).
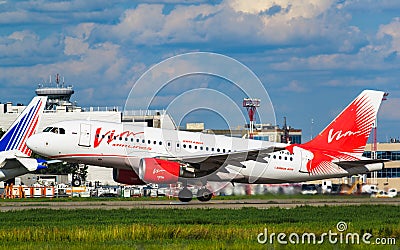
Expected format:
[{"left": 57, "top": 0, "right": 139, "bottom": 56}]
[{"left": 32, "top": 152, "right": 88, "bottom": 181}]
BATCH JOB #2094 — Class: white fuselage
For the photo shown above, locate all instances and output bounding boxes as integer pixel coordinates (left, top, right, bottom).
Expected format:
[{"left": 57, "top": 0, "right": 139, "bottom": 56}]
[{"left": 27, "top": 120, "right": 377, "bottom": 184}]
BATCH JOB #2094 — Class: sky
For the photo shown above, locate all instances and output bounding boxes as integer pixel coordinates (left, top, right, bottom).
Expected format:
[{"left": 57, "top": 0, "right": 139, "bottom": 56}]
[{"left": 1, "top": 0, "right": 400, "bottom": 143}]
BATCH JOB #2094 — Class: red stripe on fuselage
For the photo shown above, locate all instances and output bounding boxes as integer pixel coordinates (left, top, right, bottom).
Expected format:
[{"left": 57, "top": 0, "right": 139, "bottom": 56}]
[{"left": 49, "top": 153, "right": 138, "bottom": 159}]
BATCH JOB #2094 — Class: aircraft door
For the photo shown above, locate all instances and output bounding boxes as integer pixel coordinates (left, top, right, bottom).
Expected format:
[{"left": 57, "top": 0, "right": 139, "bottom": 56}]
[
  {"left": 79, "top": 123, "right": 92, "bottom": 147},
  {"left": 299, "top": 148, "right": 312, "bottom": 174}
]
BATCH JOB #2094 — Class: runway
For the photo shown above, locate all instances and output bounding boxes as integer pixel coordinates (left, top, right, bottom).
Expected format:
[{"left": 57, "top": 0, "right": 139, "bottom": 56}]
[{"left": 0, "top": 198, "right": 399, "bottom": 211}]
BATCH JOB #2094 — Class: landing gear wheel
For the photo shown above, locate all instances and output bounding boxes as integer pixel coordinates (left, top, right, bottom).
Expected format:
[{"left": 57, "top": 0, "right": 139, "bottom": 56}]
[
  {"left": 72, "top": 178, "right": 81, "bottom": 187},
  {"left": 178, "top": 188, "right": 193, "bottom": 202},
  {"left": 197, "top": 188, "right": 213, "bottom": 202}
]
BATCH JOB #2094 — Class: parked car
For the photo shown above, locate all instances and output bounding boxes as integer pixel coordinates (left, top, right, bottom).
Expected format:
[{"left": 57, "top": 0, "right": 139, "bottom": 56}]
[
  {"left": 99, "top": 193, "right": 118, "bottom": 198},
  {"left": 372, "top": 189, "right": 397, "bottom": 198},
  {"left": 388, "top": 188, "right": 398, "bottom": 197},
  {"left": 301, "top": 184, "right": 318, "bottom": 195}
]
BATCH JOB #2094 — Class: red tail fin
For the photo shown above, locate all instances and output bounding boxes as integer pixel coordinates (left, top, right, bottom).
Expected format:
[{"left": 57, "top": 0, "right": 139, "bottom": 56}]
[{"left": 302, "top": 90, "right": 385, "bottom": 156}]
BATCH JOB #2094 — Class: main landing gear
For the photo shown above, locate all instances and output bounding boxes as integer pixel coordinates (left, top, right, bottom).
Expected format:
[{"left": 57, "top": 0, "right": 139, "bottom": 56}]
[
  {"left": 177, "top": 186, "right": 213, "bottom": 202},
  {"left": 177, "top": 188, "right": 193, "bottom": 202},
  {"left": 196, "top": 188, "right": 213, "bottom": 202}
]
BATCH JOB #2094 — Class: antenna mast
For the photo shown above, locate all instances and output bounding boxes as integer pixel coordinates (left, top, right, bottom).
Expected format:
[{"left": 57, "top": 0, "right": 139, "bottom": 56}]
[{"left": 243, "top": 98, "right": 260, "bottom": 139}]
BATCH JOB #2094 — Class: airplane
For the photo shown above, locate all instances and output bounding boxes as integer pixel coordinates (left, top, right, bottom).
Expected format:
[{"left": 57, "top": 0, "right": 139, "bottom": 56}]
[
  {"left": 0, "top": 96, "right": 49, "bottom": 182},
  {"left": 26, "top": 90, "right": 387, "bottom": 202}
]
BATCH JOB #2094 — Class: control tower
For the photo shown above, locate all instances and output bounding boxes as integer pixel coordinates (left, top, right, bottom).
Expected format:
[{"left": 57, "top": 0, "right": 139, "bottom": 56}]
[{"left": 35, "top": 74, "right": 76, "bottom": 111}]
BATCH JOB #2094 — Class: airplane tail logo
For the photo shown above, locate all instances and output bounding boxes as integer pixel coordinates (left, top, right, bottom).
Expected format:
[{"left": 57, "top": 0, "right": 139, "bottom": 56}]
[
  {"left": 0, "top": 96, "right": 47, "bottom": 156},
  {"left": 302, "top": 90, "right": 385, "bottom": 157}
]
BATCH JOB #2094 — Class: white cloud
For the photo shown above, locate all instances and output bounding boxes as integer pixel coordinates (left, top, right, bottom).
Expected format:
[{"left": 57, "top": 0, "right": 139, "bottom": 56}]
[
  {"left": 19, "top": 0, "right": 116, "bottom": 12},
  {"left": 0, "top": 30, "right": 62, "bottom": 65},
  {"left": 227, "top": 0, "right": 334, "bottom": 18},
  {"left": 341, "top": 0, "right": 400, "bottom": 11},
  {"left": 280, "top": 80, "right": 307, "bottom": 92},
  {"left": 98, "top": 0, "right": 350, "bottom": 47},
  {"left": 377, "top": 18, "right": 400, "bottom": 53},
  {"left": 70, "top": 23, "right": 96, "bottom": 40},
  {"left": 64, "top": 37, "right": 89, "bottom": 56},
  {"left": 8, "top": 30, "right": 38, "bottom": 41},
  {"left": 112, "top": 4, "right": 166, "bottom": 43}
]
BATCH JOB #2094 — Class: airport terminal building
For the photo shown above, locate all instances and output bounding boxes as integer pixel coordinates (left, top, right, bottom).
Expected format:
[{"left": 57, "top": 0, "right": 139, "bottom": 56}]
[{"left": 364, "top": 143, "right": 400, "bottom": 190}]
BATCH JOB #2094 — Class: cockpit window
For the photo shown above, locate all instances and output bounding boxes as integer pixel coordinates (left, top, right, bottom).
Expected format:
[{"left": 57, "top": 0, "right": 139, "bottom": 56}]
[
  {"left": 50, "top": 127, "right": 59, "bottom": 134},
  {"left": 43, "top": 127, "right": 66, "bottom": 134},
  {"left": 43, "top": 127, "right": 53, "bottom": 132}
]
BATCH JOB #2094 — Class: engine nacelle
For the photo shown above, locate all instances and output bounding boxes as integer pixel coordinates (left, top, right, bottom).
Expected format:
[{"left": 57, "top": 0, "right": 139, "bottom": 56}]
[
  {"left": 113, "top": 168, "right": 146, "bottom": 185},
  {"left": 139, "top": 158, "right": 194, "bottom": 184}
]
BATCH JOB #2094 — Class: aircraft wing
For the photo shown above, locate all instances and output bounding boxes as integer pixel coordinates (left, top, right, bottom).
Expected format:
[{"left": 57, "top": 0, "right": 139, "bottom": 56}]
[
  {"left": 161, "top": 145, "right": 286, "bottom": 174},
  {"left": 0, "top": 153, "right": 48, "bottom": 181},
  {"left": 1, "top": 157, "right": 39, "bottom": 171}
]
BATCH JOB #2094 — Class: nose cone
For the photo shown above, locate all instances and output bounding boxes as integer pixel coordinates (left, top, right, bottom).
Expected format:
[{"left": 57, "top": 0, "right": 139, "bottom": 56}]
[{"left": 26, "top": 134, "right": 43, "bottom": 154}]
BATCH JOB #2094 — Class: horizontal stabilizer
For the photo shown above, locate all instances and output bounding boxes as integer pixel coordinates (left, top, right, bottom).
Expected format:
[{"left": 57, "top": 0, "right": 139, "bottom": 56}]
[
  {"left": 336, "top": 159, "right": 389, "bottom": 170},
  {"left": 16, "top": 157, "right": 41, "bottom": 172}
]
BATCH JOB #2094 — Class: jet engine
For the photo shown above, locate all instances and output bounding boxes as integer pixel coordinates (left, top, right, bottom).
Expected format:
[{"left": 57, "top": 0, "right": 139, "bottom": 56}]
[
  {"left": 113, "top": 168, "right": 146, "bottom": 185},
  {"left": 139, "top": 158, "right": 195, "bottom": 184}
]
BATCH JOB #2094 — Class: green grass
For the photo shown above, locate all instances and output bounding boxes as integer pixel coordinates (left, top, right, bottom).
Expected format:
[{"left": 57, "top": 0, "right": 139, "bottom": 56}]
[
  {"left": 0, "top": 193, "right": 386, "bottom": 203},
  {"left": 0, "top": 205, "right": 398, "bottom": 249}
]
